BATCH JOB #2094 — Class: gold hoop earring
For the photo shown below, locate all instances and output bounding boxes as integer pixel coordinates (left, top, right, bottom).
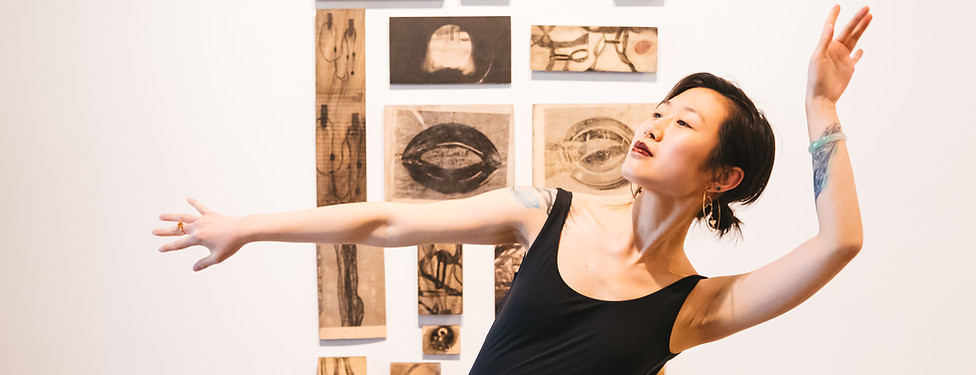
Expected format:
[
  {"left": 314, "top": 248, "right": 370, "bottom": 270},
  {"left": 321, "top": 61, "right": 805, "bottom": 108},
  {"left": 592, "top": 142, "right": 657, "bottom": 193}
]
[
  {"left": 630, "top": 184, "right": 643, "bottom": 199},
  {"left": 702, "top": 191, "right": 720, "bottom": 231}
]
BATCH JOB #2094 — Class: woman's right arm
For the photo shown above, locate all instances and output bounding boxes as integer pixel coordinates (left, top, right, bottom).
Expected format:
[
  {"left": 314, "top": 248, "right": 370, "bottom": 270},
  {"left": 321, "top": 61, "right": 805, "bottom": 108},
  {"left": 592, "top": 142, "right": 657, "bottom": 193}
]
[{"left": 153, "top": 187, "right": 557, "bottom": 271}]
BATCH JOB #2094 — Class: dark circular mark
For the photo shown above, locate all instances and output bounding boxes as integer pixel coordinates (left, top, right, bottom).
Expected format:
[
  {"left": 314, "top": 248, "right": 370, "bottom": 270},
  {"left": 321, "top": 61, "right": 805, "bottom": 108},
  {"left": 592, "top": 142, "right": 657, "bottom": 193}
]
[{"left": 401, "top": 123, "right": 501, "bottom": 194}]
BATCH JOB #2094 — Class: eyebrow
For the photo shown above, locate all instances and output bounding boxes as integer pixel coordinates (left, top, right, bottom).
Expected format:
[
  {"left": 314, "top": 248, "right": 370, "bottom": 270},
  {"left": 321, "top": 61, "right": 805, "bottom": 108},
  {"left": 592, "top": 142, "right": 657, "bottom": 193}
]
[{"left": 658, "top": 100, "right": 706, "bottom": 123}]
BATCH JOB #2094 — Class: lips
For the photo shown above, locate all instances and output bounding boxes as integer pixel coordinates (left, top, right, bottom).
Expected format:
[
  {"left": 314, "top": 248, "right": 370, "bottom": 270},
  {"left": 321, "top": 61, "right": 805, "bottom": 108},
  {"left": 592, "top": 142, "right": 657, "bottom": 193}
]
[{"left": 631, "top": 140, "right": 653, "bottom": 157}]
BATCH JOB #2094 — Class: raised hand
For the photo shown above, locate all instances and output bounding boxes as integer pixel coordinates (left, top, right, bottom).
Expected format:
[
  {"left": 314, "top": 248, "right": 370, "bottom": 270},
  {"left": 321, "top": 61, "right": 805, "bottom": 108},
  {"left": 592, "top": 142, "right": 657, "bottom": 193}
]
[
  {"left": 153, "top": 198, "right": 247, "bottom": 272},
  {"left": 807, "top": 5, "right": 873, "bottom": 105}
]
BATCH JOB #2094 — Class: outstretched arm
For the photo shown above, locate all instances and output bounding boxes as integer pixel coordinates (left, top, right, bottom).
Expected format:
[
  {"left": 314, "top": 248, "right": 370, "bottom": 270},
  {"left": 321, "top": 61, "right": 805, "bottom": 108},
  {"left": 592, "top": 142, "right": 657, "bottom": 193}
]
[
  {"left": 674, "top": 5, "right": 870, "bottom": 351},
  {"left": 153, "top": 187, "right": 557, "bottom": 271}
]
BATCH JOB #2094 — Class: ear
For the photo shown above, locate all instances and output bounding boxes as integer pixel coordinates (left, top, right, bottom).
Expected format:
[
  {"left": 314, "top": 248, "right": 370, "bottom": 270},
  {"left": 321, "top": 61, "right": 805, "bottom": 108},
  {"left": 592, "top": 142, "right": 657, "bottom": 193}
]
[{"left": 713, "top": 166, "right": 744, "bottom": 193}]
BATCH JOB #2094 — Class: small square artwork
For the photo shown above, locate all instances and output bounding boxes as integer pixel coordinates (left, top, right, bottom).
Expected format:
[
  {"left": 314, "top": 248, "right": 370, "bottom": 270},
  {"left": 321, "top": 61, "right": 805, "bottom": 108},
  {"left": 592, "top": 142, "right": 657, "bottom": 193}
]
[
  {"left": 390, "top": 363, "right": 441, "bottom": 375},
  {"left": 421, "top": 325, "right": 461, "bottom": 355},
  {"left": 418, "top": 244, "right": 463, "bottom": 315},
  {"left": 318, "top": 357, "right": 366, "bottom": 375},
  {"left": 530, "top": 25, "right": 658, "bottom": 72},
  {"left": 385, "top": 105, "right": 514, "bottom": 201},
  {"left": 533, "top": 103, "right": 655, "bottom": 197},
  {"left": 390, "top": 16, "right": 511, "bottom": 84},
  {"left": 493, "top": 243, "right": 526, "bottom": 317}
]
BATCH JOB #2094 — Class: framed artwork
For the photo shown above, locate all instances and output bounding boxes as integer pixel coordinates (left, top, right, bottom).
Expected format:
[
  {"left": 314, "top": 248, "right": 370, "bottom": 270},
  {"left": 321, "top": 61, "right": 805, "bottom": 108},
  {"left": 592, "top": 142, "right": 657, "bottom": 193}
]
[
  {"left": 418, "top": 244, "right": 463, "bottom": 315},
  {"left": 385, "top": 105, "right": 514, "bottom": 201},
  {"left": 390, "top": 16, "right": 511, "bottom": 84},
  {"left": 493, "top": 243, "right": 526, "bottom": 317},
  {"left": 317, "top": 244, "right": 386, "bottom": 340},
  {"left": 318, "top": 357, "right": 366, "bottom": 375},
  {"left": 390, "top": 363, "right": 441, "bottom": 375},
  {"left": 421, "top": 325, "right": 461, "bottom": 355},
  {"left": 533, "top": 103, "right": 654, "bottom": 197},
  {"left": 530, "top": 25, "right": 658, "bottom": 72}
]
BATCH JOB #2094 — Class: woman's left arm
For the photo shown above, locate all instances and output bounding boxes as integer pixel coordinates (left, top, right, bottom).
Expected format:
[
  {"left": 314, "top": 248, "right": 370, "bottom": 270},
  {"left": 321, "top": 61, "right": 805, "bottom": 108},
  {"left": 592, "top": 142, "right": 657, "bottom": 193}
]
[{"left": 675, "top": 5, "right": 872, "bottom": 351}]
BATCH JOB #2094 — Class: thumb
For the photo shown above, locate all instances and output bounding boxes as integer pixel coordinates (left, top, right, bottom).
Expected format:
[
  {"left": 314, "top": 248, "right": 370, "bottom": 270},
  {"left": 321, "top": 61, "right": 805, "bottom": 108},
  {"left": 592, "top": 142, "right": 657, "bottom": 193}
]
[{"left": 193, "top": 255, "right": 218, "bottom": 272}]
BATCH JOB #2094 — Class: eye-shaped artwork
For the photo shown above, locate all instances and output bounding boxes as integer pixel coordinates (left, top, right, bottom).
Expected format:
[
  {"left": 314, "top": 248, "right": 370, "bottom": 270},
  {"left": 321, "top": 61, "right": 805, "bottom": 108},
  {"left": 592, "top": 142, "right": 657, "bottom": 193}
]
[
  {"left": 422, "top": 325, "right": 461, "bottom": 355},
  {"left": 318, "top": 244, "right": 386, "bottom": 340},
  {"left": 390, "top": 363, "right": 441, "bottom": 375},
  {"left": 318, "top": 357, "right": 366, "bottom": 375},
  {"left": 418, "top": 244, "right": 463, "bottom": 315},
  {"left": 390, "top": 16, "right": 511, "bottom": 84},
  {"left": 533, "top": 103, "right": 655, "bottom": 197},
  {"left": 385, "top": 105, "right": 514, "bottom": 201},
  {"left": 530, "top": 25, "right": 658, "bottom": 73},
  {"left": 493, "top": 243, "right": 526, "bottom": 317}
]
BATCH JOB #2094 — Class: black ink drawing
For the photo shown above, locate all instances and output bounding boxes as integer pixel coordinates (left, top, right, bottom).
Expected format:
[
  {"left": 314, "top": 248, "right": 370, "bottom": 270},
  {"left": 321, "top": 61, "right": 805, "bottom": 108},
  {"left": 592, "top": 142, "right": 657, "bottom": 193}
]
[
  {"left": 318, "top": 357, "right": 366, "bottom": 375},
  {"left": 494, "top": 243, "right": 526, "bottom": 317},
  {"left": 385, "top": 105, "right": 513, "bottom": 201},
  {"left": 318, "top": 12, "right": 358, "bottom": 82},
  {"left": 390, "top": 16, "right": 511, "bottom": 84},
  {"left": 317, "top": 105, "right": 366, "bottom": 206},
  {"left": 422, "top": 325, "right": 461, "bottom": 355},
  {"left": 390, "top": 363, "right": 441, "bottom": 375},
  {"left": 317, "top": 244, "right": 386, "bottom": 340},
  {"left": 530, "top": 25, "right": 657, "bottom": 73},
  {"left": 533, "top": 104, "right": 652, "bottom": 197},
  {"left": 418, "top": 244, "right": 463, "bottom": 315}
]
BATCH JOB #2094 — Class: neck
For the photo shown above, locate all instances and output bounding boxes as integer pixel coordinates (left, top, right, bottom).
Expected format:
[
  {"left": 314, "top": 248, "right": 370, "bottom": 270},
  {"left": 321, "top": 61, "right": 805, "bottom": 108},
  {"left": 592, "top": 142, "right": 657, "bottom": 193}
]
[{"left": 630, "top": 188, "right": 700, "bottom": 259}]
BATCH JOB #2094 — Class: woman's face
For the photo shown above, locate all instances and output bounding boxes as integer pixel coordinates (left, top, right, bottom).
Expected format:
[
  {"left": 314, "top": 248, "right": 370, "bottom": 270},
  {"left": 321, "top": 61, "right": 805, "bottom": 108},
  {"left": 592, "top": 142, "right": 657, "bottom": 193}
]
[{"left": 620, "top": 87, "right": 730, "bottom": 198}]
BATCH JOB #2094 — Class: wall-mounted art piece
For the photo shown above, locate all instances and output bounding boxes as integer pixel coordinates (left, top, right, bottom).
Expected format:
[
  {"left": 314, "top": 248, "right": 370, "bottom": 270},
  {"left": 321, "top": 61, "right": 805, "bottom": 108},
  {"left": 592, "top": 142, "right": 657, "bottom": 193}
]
[
  {"left": 318, "top": 357, "right": 366, "bottom": 375},
  {"left": 318, "top": 244, "right": 386, "bottom": 339},
  {"left": 422, "top": 325, "right": 461, "bottom": 355},
  {"left": 391, "top": 363, "right": 441, "bottom": 375},
  {"left": 493, "top": 243, "right": 526, "bottom": 316},
  {"left": 385, "top": 105, "right": 514, "bottom": 201},
  {"left": 533, "top": 103, "right": 654, "bottom": 197},
  {"left": 390, "top": 16, "right": 511, "bottom": 84},
  {"left": 315, "top": 9, "right": 380, "bottom": 341},
  {"left": 418, "top": 243, "right": 463, "bottom": 315},
  {"left": 530, "top": 25, "right": 658, "bottom": 72}
]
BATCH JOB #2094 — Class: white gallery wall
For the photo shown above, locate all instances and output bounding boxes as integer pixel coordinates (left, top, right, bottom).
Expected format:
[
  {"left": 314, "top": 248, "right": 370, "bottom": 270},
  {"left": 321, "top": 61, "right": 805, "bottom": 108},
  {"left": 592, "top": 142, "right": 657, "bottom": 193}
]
[{"left": 1, "top": 0, "right": 974, "bottom": 374}]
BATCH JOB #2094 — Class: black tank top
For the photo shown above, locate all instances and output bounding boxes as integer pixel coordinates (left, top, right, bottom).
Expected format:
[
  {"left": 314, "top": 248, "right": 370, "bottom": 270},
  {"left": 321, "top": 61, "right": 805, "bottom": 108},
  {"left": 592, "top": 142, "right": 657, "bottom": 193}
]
[{"left": 469, "top": 188, "right": 705, "bottom": 375}]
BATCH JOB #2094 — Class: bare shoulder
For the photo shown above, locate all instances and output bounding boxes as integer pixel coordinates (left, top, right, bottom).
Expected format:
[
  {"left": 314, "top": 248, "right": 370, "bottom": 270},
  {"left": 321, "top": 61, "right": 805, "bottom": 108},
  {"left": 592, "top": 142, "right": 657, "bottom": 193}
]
[{"left": 508, "top": 186, "right": 559, "bottom": 215}]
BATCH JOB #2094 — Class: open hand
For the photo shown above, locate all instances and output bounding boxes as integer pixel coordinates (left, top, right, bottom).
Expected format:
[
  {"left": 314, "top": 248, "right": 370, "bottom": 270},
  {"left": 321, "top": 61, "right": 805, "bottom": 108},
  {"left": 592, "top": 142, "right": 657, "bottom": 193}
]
[
  {"left": 807, "top": 5, "right": 873, "bottom": 105},
  {"left": 153, "top": 198, "right": 246, "bottom": 272}
]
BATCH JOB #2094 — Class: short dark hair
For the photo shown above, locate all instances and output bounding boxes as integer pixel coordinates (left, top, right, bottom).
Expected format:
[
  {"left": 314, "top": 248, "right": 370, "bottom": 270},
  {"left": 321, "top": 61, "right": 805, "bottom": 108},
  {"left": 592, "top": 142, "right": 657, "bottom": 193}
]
[{"left": 663, "top": 72, "right": 775, "bottom": 238}]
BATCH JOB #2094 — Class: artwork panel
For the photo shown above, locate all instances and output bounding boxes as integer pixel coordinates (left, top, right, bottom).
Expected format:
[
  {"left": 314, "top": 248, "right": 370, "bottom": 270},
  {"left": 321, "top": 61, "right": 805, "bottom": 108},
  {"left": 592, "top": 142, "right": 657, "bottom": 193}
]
[
  {"left": 318, "top": 243, "right": 386, "bottom": 340},
  {"left": 532, "top": 103, "right": 655, "bottom": 197},
  {"left": 318, "top": 357, "right": 367, "bottom": 375},
  {"left": 390, "top": 363, "right": 441, "bottom": 375},
  {"left": 493, "top": 243, "right": 526, "bottom": 316},
  {"left": 530, "top": 25, "right": 658, "bottom": 73},
  {"left": 390, "top": 16, "right": 511, "bottom": 84},
  {"left": 418, "top": 244, "right": 463, "bottom": 315},
  {"left": 421, "top": 325, "right": 461, "bottom": 355},
  {"left": 385, "top": 105, "right": 514, "bottom": 201}
]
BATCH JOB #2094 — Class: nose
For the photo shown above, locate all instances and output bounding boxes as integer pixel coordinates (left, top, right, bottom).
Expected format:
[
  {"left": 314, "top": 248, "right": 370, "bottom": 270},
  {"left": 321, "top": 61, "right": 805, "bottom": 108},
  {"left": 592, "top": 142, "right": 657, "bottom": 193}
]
[{"left": 643, "top": 117, "right": 664, "bottom": 141}]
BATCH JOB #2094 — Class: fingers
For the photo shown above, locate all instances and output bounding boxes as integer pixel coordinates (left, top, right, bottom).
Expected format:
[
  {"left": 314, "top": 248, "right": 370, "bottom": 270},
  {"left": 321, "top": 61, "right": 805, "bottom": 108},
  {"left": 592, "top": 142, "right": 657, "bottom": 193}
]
[
  {"left": 152, "top": 225, "right": 187, "bottom": 237},
  {"left": 837, "top": 6, "right": 872, "bottom": 51},
  {"left": 845, "top": 12, "right": 873, "bottom": 51},
  {"left": 193, "top": 254, "right": 219, "bottom": 272},
  {"left": 852, "top": 49, "right": 864, "bottom": 64},
  {"left": 187, "top": 197, "right": 211, "bottom": 215},
  {"left": 158, "top": 213, "right": 198, "bottom": 224},
  {"left": 816, "top": 5, "right": 841, "bottom": 55},
  {"left": 159, "top": 237, "right": 197, "bottom": 252}
]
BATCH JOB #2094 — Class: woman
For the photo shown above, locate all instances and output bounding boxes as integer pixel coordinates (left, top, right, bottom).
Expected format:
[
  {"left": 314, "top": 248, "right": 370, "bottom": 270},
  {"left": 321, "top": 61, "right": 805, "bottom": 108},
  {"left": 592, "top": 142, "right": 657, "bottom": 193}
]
[{"left": 154, "top": 5, "right": 871, "bottom": 374}]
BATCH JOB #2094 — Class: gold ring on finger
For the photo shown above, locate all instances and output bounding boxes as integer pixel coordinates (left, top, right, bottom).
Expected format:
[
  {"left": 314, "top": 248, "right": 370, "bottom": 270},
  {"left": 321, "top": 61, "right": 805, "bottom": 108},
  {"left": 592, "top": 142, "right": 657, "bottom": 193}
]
[{"left": 177, "top": 222, "right": 185, "bottom": 235}]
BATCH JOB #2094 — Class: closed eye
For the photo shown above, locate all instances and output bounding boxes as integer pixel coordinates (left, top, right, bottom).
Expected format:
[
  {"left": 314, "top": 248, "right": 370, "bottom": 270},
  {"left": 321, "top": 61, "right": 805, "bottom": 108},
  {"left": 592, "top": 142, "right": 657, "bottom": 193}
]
[
  {"left": 677, "top": 119, "right": 692, "bottom": 128},
  {"left": 652, "top": 112, "right": 662, "bottom": 119}
]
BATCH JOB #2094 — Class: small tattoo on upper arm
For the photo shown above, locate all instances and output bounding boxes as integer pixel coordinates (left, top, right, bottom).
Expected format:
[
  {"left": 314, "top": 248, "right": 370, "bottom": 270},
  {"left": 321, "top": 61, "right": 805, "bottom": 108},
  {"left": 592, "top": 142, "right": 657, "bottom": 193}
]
[
  {"left": 812, "top": 123, "right": 842, "bottom": 200},
  {"left": 511, "top": 187, "right": 557, "bottom": 215}
]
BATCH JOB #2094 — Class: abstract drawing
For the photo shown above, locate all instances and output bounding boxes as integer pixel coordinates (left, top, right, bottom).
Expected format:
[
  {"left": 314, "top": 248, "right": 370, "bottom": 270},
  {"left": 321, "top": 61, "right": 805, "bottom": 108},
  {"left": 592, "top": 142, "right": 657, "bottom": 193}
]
[
  {"left": 418, "top": 244, "right": 463, "bottom": 315},
  {"left": 530, "top": 25, "right": 658, "bottom": 72},
  {"left": 317, "top": 244, "right": 386, "bottom": 339},
  {"left": 493, "top": 243, "right": 526, "bottom": 316},
  {"left": 390, "top": 16, "right": 511, "bottom": 84},
  {"left": 316, "top": 9, "right": 383, "bottom": 340},
  {"left": 390, "top": 363, "right": 441, "bottom": 375},
  {"left": 533, "top": 103, "right": 654, "bottom": 197},
  {"left": 385, "top": 105, "right": 514, "bottom": 201},
  {"left": 318, "top": 357, "right": 366, "bottom": 375},
  {"left": 421, "top": 325, "right": 461, "bottom": 355}
]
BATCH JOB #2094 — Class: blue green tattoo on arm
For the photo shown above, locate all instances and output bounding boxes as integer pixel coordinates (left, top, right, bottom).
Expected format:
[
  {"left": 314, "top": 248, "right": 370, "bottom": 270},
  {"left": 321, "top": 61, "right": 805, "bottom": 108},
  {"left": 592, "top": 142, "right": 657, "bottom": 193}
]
[
  {"left": 811, "top": 123, "right": 843, "bottom": 200},
  {"left": 510, "top": 187, "right": 557, "bottom": 215}
]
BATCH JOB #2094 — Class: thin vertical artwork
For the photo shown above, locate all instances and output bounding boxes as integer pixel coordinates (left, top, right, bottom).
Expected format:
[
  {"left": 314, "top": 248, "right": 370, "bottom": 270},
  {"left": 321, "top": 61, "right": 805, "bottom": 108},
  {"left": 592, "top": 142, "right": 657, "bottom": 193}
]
[
  {"left": 385, "top": 105, "right": 514, "bottom": 201},
  {"left": 421, "top": 325, "right": 461, "bottom": 355},
  {"left": 533, "top": 103, "right": 655, "bottom": 197},
  {"left": 390, "top": 363, "right": 441, "bottom": 375},
  {"left": 530, "top": 25, "right": 658, "bottom": 73},
  {"left": 493, "top": 243, "right": 526, "bottom": 317},
  {"left": 418, "top": 244, "right": 463, "bottom": 315},
  {"left": 318, "top": 357, "right": 367, "bottom": 375},
  {"left": 316, "top": 9, "right": 385, "bottom": 340},
  {"left": 390, "top": 16, "right": 511, "bottom": 84}
]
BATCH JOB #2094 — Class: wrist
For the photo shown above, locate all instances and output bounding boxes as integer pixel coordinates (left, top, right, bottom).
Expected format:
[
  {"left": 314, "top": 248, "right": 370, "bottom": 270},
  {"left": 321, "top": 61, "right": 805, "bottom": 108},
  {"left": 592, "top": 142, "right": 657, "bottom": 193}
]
[
  {"left": 805, "top": 96, "right": 837, "bottom": 113},
  {"left": 237, "top": 214, "right": 263, "bottom": 244}
]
